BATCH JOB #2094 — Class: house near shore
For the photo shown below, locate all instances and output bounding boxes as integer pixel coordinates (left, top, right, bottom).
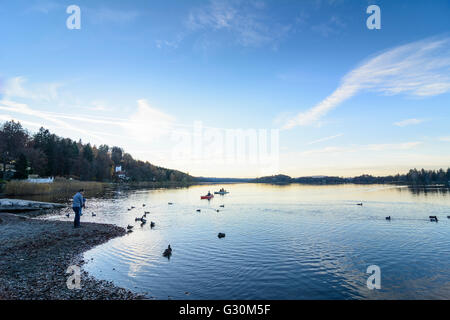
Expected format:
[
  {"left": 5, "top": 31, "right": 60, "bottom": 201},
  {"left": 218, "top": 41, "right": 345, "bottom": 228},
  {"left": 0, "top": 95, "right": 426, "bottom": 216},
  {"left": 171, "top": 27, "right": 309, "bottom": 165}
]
[
  {"left": 113, "top": 166, "right": 129, "bottom": 181},
  {"left": 0, "top": 164, "right": 16, "bottom": 180}
]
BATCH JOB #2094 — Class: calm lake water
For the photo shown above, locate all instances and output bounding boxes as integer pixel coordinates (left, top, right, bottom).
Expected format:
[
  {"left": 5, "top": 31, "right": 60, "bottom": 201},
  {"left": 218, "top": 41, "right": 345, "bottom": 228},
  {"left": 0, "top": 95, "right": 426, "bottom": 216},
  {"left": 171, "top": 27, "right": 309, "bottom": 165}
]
[{"left": 50, "top": 184, "right": 450, "bottom": 299}]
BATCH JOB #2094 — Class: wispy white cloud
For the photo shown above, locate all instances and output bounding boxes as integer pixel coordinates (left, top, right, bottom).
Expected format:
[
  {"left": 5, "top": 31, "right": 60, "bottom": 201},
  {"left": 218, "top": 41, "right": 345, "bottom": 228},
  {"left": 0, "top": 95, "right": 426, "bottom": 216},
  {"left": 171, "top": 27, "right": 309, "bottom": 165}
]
[
  {"left": 186, "top": 0, "right": 291, "bottom": 48},
  {"left": 89, "top": 7, "right": 141, "bottom": 24},
  {"left": 394, "top": 118, "right": 425, "bottom": 127},
  {"left": 301, "top": 146, "right": 348, "bottom": 155},
  {"left": 300, "top": 141, "right": 421, "bottom": 155},
  {"left": 284, "top": 36, "right": 450, "bottom": 129},
  {"left": 365, "top": 141, "right": 422, "bottom": 151},
  {"left": 311, "top": 15, "right": 346, "bottom": 37},
  {"left": 0, "top": 114, "right": 46, "bottom": 129},
  {"left": 439, "top": 136, "right": 450, "bottom": 142},
  {"left": 155, "top": 37, "right": 182, "bottom": 49},
  {"left": 0, "top": 75, "right": 182, "bottom": 147},
  {"left": 307, "top": 133, "right": 343, "bottom": 145},
  {"left": 3, "top": 76, "right": 63, "bottom": 102},
  {"left": 123, "top": 99, "right": 176, "bottom": 142},
  {"left": 27, "top": 1, "right": 60, "bottom": 14},
  {"left": 88, "top": 100, "right": 110, "bottom": 112},
  {"left": 0, "top": 99, "right": 104, "bottom": 140}
]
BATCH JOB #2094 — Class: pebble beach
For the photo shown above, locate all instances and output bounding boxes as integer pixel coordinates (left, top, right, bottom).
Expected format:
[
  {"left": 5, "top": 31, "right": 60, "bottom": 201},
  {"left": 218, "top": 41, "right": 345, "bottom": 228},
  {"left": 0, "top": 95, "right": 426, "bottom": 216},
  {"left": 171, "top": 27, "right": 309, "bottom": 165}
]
[{"left": 0, "top": 211, "right": 144, "bottom": 300}]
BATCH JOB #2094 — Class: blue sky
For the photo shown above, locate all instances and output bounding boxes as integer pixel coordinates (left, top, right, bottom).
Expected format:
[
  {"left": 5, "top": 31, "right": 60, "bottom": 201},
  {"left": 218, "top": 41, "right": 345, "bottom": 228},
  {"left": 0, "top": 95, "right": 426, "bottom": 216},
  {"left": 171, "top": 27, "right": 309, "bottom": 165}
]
[{"left": 0, "top": 0, "right": 449, "bottom": 178}]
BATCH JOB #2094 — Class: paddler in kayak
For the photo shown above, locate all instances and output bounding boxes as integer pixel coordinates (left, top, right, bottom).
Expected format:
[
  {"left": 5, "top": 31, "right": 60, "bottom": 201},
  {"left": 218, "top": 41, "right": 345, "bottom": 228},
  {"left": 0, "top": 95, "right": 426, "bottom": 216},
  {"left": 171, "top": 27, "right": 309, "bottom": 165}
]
[{"left": 207, "top": 191, "right": 212, "bottom": 196}]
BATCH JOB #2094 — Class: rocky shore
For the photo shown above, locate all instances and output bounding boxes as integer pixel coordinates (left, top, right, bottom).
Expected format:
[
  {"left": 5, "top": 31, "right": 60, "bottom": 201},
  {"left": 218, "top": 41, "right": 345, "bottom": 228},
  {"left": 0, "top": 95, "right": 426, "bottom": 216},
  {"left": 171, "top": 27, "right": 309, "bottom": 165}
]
[
  {"left": 0, "top": 212, "right": 144, "bottom": 300},
  {"left": 0, "top": 199, "right": 66, "bottom": 212}
]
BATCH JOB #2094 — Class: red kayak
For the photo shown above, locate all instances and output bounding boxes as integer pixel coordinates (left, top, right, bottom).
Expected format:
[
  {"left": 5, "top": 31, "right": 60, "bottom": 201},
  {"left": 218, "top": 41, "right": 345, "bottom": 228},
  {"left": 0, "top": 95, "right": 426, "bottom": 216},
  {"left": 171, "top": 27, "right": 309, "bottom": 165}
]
[{"left": 201, "top": 195, "right": 214, "bottom": 200}]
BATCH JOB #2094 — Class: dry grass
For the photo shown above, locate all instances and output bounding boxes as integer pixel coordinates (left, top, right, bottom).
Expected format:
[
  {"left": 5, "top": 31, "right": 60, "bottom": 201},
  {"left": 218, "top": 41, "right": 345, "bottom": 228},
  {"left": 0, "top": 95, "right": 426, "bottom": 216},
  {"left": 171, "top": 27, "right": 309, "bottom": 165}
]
[{"left": 4, "top": 180, "right": 105, "bottom": 196}]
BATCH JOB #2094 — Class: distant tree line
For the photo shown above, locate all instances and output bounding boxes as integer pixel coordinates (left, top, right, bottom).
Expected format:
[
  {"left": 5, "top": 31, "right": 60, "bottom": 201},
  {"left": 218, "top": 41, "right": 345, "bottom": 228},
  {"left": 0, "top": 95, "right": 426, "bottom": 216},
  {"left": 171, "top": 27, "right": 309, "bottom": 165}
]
[
  {"left": 0, "top": 120, "right": 193, "bottom": 183},
  {"left": 254, "top": 169, "right": 450, "bottom": 186}
]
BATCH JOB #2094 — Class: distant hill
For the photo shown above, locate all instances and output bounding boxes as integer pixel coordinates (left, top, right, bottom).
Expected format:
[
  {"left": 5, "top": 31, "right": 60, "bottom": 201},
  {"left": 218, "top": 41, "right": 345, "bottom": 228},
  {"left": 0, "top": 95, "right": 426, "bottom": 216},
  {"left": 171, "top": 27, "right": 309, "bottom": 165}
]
[
  {"left": 253, "top": 169, "right": 450, "bottom": 186},
  {"left": 253, "top": 174, "right": 292, "bottom": 184}
]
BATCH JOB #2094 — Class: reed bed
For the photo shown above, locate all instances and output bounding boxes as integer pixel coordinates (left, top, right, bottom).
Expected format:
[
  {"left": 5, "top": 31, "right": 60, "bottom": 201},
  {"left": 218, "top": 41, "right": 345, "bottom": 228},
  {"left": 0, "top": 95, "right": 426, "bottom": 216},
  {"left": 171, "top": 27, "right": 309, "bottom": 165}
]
[{"left": 4, "top": 180, "right": 105, "bottom": 196}]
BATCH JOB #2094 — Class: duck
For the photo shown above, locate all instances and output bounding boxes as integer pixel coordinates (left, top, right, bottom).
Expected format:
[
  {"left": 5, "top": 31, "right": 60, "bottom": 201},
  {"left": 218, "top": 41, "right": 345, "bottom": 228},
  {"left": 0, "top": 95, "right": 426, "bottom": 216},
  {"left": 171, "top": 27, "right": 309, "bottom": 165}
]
[
  {"left": 163, "top": 245, "right": 172, "bottom": 257},
  {"left": 92, "top": 213, "right": 96, "bottom": 217},
  {"left": 150, "top": 221, "right": 155, "bottom": 228},
  {"left": 447, "top": 216, "right": 450, "bottom": 219},
  {"left": 144, "top": 211, "right": 150, "bottom": 214},
  {"left": 220, "top": 205, "right": 225, "bottom": 208},
  {"left": 385, "top": 216, "right": 391, "bottom": 220},
  {"left": 66, "top": 213, "right": 70, "bottom": 217},
  {"left": 131, "top": 206, "right": 135, "bottom": 209},
  {"left": 216, "top": 209, "right": 220, "bottom": 212},
  {"left": 135, "top": 217, "right": 142, "bottom": 222},
  {"left": 429, "top": 216, "right": 438, "bottom": 222},
  {"left": 196, "top": 209, "right": 201, "bottom": 212},
  {"left": 218, "top": 233, "right": 226, "bottom": 238},
  {"left": 142, "top": 204, "right": 146, "bottom": 207},
  {"left": 168, "top": 202, "right": 173, "bottom": 205},
  {"left": 127, "top": 225, "right": 134, "bottom": 230},
  {"left": 357, "top": 203, "right": 363, "bottom": 206},
  {"left": 141, "top": 218, "right": 147, "bottom": 224}
]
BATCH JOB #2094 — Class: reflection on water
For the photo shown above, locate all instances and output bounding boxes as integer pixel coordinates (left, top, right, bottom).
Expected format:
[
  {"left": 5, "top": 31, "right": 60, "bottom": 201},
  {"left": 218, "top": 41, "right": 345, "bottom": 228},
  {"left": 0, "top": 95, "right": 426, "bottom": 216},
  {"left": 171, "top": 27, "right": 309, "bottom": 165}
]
[{"left": 47, "top": 184, "right": 450, "bottom": 299}]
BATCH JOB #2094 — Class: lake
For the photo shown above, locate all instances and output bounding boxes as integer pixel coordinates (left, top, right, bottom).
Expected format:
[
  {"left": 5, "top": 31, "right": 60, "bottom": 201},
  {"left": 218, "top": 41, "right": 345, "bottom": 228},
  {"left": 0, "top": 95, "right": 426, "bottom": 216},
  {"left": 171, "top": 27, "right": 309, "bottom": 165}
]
[{"left": 49, "top": 183, "right": 450, "bottom": 299}]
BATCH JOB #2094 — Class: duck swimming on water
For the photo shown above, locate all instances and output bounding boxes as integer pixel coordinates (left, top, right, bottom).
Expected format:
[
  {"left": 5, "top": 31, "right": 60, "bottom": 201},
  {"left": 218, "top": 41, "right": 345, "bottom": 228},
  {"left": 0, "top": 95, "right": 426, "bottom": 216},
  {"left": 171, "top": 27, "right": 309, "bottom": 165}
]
[
  {"left": 385, "top": 216, "right": 391, "bottom": 220},
  {"left": 163, "top": 245, "right": 172, "bottom": 257}
]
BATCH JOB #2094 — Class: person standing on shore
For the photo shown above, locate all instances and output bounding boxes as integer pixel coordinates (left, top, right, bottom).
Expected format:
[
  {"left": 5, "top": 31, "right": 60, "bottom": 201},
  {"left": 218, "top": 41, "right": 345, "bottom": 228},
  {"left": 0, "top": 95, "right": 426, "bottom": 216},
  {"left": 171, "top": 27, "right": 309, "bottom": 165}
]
[{"left": 72, "top": 189, "right": 85, "bottom": 228}]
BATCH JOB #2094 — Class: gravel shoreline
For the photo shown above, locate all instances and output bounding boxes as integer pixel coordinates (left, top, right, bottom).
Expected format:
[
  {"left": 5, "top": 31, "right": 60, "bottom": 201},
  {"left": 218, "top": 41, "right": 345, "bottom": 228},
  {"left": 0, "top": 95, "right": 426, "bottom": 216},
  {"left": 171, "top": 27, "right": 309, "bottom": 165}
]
[{"left": 0, "top": 212, "right": 144, "bottom": 300}]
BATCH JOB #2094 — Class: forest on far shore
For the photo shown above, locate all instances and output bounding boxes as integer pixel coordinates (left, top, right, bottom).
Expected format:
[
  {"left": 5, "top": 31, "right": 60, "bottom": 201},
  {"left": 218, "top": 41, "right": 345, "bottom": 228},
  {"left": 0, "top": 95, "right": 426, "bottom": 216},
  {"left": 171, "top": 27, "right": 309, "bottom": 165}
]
[
  {"left": 253, "top": 170, "right": 450, "bottom": 186},
  {"left": 0, "top": 120, "right": 193, "bottom": 183}
]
